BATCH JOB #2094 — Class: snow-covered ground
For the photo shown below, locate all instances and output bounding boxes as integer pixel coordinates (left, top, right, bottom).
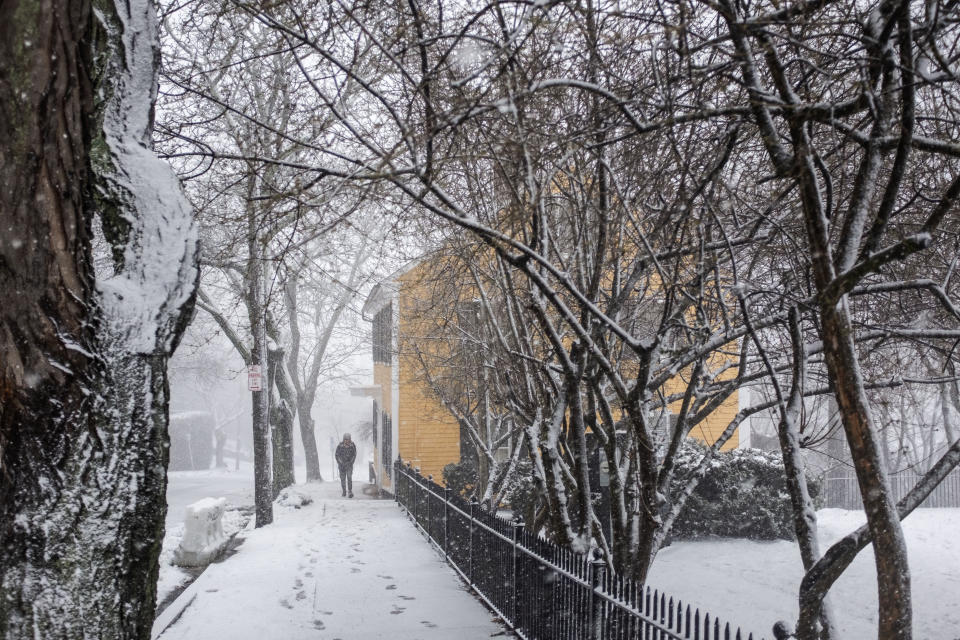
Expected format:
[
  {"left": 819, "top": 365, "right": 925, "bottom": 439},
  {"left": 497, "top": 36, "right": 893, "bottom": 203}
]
[
  {"left": 647, "top": 508, "right": 960, "bottom": 640},
  {"left": 154, "top": 481, "right": 507, "bottom": 640},
  {"left": 155, "top": 470, "right": 957, "bottom": 639}
]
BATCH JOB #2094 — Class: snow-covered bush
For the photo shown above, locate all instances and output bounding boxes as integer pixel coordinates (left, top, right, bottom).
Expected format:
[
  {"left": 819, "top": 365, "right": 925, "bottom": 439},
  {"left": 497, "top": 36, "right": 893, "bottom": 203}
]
[{"left": 669, "top": 442, "right": 822, "bottom": 541}]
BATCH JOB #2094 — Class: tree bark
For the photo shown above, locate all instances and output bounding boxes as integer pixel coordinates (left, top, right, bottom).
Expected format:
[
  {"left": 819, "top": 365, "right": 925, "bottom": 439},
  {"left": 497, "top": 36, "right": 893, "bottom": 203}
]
[
  {"left": 777, "top": 308, "right": 837, "bottom": 640},
  {"left": 268, "top": 344, "right": 295, "bottom": 496},
  {"left": 297, "top": 400, "right": 323, "bottom": 481},
  {"left": 816, "top": 301, "right": 911, "bottom": 638},
  {"left": 797, "top": 150, "right": 912, "bottom": 637},
  {"left": 247, "top": 235, "right": 273, "bottom": 527},
  {"left": 0, "top": 1, "right": 197, "bottom": 637}
]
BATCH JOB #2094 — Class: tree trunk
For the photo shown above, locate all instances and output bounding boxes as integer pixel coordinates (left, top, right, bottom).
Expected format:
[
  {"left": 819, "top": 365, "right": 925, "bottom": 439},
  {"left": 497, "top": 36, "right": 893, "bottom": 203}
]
[
  {"left": 247, "top": 239, "right": 273, "bottom": 527},
  {"left": 817, "top": 301, "right": 911, "bottom": 638},
  {"left": 0, "top": 1, "right": 197, "bottom": 637},
  {"left": 778, "top": 309, "right": 837, "bottom": 640},
  {"left": 797, "top": 148, "right": 912, "bottom": 637},
  {"left": 215, "top": 429, "right": 227, "bottom": 468},
  {"left": 269, "top": 400, "right": 295, "bottom": 496},
  {"left": 268, "top": 345, "right": 295, "bottom": 495},
  {"left": 297, "top": 399, "right": 323, "bottom": 482}
]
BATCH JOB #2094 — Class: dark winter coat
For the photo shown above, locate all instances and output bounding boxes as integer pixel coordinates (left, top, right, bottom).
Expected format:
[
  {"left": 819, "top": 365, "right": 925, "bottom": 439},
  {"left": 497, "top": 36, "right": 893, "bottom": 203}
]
[{"left": 335, "top": 440, "right": 357, "bottom": 471}]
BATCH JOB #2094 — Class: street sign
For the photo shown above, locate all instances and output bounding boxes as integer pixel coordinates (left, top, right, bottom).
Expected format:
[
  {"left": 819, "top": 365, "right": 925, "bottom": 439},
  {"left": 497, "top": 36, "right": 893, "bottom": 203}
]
[{"left": 247, "top": 364, "right": 263, "bottom": 391}]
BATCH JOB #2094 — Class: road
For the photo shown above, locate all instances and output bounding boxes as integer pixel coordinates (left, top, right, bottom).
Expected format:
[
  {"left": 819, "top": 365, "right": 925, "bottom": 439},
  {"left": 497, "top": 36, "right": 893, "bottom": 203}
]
[{"left": 164, "top": 466, "right": 255, "bottom": 531}]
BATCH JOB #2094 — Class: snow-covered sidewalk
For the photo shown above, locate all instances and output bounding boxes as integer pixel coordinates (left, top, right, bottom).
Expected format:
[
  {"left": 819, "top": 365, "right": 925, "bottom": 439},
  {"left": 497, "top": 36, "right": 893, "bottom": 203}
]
[{"left": 154, "top": 481, "right": 508, "bottom": 640}]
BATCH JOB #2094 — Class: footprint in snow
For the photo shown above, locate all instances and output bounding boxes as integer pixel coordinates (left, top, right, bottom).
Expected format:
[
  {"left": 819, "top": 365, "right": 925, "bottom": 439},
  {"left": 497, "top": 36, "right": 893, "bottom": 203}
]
[
  {"left": 313, "top": 620, "right": 326, "bottom": 630},
  {"left": 350, "top": 567, "right": 361, "bottom": 574},
  {"left": 398, "top": 595, "right": 415, "bottom": 601},
  {"left": 296, "top": 591, "right": 307, "bottom": 601},
  {"left": 385, "top": 584, "right": 397, "bottom": 590},
  {"left": 390, "top": 606, "right": 406, "bottom": 615},
  {"left": 420, "top": 621, "right": 438, "bottom": 628},
  {"left": 280, "top": 599, "right": 294, "bottom": 610}
]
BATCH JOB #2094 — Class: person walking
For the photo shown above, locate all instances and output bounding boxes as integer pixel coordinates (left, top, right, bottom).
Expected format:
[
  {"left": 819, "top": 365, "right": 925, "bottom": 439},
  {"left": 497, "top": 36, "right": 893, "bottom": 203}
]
[{"left": 335, "top": 433, "right": 357, "bottom": 498}]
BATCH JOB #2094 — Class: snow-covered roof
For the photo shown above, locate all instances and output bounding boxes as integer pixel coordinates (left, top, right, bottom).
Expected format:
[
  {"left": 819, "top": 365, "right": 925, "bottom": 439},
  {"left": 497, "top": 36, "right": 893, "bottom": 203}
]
[{"left": 360, "top": 280, "right": 398, "bottom": 321}]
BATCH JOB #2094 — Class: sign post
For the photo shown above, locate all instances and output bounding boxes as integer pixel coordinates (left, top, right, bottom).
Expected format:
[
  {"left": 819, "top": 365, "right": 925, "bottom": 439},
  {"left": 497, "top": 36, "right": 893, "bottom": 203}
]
[{"left": 247, "top": 364, "right": 263, "bottom": 392}]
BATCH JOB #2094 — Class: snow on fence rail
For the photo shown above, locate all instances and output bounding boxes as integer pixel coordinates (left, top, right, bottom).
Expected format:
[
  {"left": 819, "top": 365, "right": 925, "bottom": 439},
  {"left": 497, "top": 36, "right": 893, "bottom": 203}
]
[
  {"left": 824, "top": 469, "right": 960, "bottom": 510},
  {"left": 394, "top": 459, "right": 766, "bottom": 640}
]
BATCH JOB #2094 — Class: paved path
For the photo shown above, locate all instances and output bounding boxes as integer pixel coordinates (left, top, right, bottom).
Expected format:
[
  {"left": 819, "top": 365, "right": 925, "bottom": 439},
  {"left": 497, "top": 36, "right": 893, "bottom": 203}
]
[{"left": 156, "top": 481, "right": 508, "bottom": 640}]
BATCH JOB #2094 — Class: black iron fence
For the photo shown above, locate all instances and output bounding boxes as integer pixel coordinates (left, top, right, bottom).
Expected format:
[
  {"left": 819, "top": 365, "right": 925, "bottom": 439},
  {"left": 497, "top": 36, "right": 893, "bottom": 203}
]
[{"left": 394, "top": 459, "right": 765, "bottom": 640}]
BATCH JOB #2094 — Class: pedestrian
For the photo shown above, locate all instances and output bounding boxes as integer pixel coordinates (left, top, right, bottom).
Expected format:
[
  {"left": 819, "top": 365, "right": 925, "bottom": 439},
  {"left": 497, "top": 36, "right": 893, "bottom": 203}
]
[{"left": 335, "top": 433, "right": 357, "bottom": 498}]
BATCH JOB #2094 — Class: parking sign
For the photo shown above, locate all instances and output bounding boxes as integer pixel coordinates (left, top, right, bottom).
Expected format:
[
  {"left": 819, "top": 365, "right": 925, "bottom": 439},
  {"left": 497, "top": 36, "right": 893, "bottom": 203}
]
[{"left": 247, "top": 365, "right": 263, "bottom": 391}]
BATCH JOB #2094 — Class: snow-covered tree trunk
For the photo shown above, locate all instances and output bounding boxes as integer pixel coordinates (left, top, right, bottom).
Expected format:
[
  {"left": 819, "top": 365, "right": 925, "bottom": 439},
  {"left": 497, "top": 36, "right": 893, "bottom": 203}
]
[
  {"left": 268, "top": 343, "right": 295, "bottom": 496},
  {"left": 246, "top": 231, "right": 273, "bottom": 527},
  {"left": 0, "top": 0, "right": 198, "bottom": 637},
  {"left": 296, "top": 399, "right": 323, "bottom": 482}
]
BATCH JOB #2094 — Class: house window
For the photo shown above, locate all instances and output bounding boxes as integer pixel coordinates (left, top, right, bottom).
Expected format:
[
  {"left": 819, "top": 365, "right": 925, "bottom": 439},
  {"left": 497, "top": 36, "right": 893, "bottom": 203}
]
[{"left": 373, "top": 303, "right": 392, "bottom": 365}]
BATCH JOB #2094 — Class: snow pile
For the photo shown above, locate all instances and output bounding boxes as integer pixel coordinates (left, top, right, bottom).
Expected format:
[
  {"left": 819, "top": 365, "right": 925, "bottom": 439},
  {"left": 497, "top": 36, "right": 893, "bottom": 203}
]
[
  {"left": 157, "top": 507, "right": 249, "bottom": 607},
  {"left": 274, "top": 487, "right": 313, "bottom": 509},
  {"left": 173, "top": 498, "right": 228, "bottom": 567}
]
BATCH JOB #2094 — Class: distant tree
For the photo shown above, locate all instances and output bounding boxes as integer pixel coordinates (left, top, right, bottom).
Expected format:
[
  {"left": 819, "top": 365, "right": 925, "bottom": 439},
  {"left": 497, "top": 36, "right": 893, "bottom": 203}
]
[{"left": 160, "top": 1, "right": 386, "bottom": 501}]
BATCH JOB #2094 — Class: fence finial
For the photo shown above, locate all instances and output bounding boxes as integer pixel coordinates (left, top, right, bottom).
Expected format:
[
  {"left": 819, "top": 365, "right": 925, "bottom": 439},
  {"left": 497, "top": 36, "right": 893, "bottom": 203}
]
[{"left": 772, "top": 620, "right": 795, "bottom": 640}]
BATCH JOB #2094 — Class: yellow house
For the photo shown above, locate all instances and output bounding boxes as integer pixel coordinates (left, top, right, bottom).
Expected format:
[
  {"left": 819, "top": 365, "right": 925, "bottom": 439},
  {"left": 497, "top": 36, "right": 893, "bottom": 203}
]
[
  {"left": 362, "top": 252, "right": 747, "bottom": 493},
  {"left": 360, "top": 260, "right": 466, "bottom": 491}
]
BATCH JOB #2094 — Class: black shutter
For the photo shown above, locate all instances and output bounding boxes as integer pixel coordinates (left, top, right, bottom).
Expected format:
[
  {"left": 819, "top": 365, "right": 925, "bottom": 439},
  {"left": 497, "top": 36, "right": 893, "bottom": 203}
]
[{"left": 383, "top": 412, "right": 392, "bottom": 478}]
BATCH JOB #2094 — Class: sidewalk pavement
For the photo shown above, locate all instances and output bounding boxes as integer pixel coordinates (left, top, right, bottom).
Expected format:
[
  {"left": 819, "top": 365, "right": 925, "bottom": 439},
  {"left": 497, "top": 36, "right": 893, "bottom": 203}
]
[{"left": 154, "top": 481, "right": 509, "bottom": 640}]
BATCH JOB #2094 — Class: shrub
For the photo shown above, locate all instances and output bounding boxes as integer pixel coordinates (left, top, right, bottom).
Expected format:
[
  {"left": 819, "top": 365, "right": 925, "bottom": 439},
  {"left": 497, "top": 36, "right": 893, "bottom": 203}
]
[
  {"left": 503, "top": 460, "right": 538, "bottom": 520},
  {"left": 668, "top": 441, "right": 822, "bottom": 541},
  {"left": 442, "top": 459, "right": 477, "bottom": 497}
]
